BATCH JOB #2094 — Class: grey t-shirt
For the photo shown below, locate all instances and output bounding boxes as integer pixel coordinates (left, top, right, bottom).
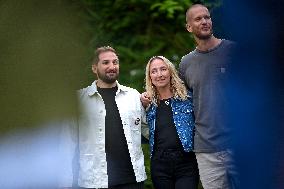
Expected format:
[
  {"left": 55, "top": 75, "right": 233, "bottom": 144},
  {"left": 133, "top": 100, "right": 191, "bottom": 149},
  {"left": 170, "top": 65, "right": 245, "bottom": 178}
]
[{"left": 179, "top": 39, "right": 236, "bottom": 152}]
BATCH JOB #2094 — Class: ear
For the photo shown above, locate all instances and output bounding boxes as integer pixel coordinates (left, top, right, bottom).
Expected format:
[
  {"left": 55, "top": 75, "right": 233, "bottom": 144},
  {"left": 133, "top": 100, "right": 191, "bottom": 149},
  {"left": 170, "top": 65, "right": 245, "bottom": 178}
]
[
  {"left": 92, "top": 64, "right": 97, "bottom": 74},
  {"left": 186, "top": 23, "right": 192, "bottom": 32}
]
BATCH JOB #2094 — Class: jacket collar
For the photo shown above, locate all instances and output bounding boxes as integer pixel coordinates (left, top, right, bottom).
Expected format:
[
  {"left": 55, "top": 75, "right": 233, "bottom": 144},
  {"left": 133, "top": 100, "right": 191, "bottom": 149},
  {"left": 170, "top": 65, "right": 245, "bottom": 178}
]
[{"left": 87, "top": 80, "right": 129, "bottom": 96}]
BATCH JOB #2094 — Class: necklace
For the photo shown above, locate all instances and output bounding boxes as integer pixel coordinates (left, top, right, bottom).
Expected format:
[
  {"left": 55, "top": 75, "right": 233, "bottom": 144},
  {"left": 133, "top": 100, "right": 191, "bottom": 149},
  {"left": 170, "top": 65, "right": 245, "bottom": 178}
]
[{"left": 164, "top": 99, "right": 170, "bottom": 105}]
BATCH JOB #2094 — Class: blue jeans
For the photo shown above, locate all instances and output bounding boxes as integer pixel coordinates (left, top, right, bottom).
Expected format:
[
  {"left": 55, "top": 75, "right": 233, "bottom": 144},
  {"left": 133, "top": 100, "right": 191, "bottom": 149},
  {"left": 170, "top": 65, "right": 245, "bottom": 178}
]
[{"left": 151, "top": 149, "right": 199, "bottom": 189}]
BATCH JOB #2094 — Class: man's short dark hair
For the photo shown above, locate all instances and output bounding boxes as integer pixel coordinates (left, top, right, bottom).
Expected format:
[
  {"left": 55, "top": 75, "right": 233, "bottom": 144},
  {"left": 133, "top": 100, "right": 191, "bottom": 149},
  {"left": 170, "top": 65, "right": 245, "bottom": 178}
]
[{"left": 92, "top": 46, "right": 117, "bottom": 64}]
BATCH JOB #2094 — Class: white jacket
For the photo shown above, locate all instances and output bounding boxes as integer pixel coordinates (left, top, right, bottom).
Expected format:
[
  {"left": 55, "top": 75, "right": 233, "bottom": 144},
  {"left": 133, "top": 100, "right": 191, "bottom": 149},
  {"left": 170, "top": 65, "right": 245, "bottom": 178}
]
[{"left": 59, "top": 81, "right": 148, "bottom": 188}]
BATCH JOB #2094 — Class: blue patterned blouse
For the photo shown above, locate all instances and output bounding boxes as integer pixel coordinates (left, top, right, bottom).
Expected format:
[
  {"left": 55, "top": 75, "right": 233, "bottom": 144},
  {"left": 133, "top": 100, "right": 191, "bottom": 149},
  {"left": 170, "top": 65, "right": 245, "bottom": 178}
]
[{"left": 146, "top": 92, "right": 195, "bottom": 157}]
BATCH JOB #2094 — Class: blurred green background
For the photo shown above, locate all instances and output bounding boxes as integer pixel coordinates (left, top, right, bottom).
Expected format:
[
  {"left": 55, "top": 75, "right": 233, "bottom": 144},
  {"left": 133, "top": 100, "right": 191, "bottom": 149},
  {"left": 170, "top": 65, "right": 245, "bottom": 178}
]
[
  {"left": 74, "top": 0, "right": 222, "bottom": 92},
  {"left": 0, "top": 0, "right": 223, "bottom": 188}
]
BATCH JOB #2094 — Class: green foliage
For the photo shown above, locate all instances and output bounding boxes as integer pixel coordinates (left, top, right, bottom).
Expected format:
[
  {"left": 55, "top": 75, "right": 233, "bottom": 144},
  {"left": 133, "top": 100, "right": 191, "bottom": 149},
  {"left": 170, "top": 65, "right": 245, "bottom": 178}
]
[
  {"left": 150, "top": 0, "right": 191, "bottom": 19},
  {"left": 74, "top": 0, "right": 205, "bottom": 91},
  {"left": 142, "top": 144, "right": 153, "bottom": 189},
  {"left": 76, "top": 0, "right": 221, "bottom": 91}
]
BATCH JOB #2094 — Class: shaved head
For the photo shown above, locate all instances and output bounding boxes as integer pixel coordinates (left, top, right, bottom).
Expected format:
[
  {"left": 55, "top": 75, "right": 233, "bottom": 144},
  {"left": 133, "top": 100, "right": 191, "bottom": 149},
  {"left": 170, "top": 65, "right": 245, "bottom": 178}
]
[
  {"left": 186, "top": 4, "right": 209, "bottom": 23},
  {"left": 185, "top": 4, "right": 213, "bottom": 40}
]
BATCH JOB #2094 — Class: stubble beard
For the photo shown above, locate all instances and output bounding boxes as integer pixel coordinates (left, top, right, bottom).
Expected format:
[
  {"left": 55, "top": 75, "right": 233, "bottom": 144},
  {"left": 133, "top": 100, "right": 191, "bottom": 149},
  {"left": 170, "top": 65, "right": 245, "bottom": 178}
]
[
  {"left": 196, "top": 31, "right": 213, "bottom": 40},
  {"left": 195, "top": 27, "right": 213, "bottom": 40}
]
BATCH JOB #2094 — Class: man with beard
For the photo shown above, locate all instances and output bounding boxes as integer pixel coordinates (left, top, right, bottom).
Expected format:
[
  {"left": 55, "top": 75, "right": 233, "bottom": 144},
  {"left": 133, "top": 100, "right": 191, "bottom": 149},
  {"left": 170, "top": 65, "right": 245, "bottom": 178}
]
[
  {"left": 179, "top": 4, "right": 239, "bottom": 189},
  {"left": 60, "top": 46, "right": 147, "bottom": 189}
]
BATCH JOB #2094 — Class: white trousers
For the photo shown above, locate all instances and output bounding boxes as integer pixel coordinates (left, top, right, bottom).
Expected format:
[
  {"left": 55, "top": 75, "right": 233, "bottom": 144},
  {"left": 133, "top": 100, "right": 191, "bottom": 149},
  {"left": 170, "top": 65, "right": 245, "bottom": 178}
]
[{"left": 196, "top": 150, "right": 239, "bottom": 189}]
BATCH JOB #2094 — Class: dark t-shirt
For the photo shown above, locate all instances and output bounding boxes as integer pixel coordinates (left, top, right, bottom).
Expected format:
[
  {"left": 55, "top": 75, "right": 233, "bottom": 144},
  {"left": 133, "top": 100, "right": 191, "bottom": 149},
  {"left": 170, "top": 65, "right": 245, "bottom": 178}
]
[
  {"left": 179, "top": 39, "right": 236, "bottom": 152},
  {"left": 97, "top": 86, "right": 135, "bottom": 186},
  {"left": 154, "top": 98, "right": 183, "bottom": 151}
]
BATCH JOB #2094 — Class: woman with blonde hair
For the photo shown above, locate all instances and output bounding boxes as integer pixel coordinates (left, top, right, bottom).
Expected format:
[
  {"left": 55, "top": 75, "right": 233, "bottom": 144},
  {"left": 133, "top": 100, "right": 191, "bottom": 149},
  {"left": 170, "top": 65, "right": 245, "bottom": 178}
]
[{"left": 143, "top": 56, "right": 199, "bottom": 189}]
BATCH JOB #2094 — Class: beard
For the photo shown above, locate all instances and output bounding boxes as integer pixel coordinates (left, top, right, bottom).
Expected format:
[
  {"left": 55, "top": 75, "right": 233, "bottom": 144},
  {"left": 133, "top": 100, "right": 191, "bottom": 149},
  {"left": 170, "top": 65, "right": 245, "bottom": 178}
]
[
  {"left": 195, "top": 28, "right": 213, "bottom": 40},
  {"left": 97, "top": 70, "right": 119, "bottom": 84}
]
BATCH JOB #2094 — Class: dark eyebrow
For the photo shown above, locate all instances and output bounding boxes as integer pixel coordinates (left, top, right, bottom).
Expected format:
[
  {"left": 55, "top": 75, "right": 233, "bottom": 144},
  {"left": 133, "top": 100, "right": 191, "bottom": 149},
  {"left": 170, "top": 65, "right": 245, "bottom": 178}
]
[{"left": 101, "top": 60, "right": 110, "bottom": 64}]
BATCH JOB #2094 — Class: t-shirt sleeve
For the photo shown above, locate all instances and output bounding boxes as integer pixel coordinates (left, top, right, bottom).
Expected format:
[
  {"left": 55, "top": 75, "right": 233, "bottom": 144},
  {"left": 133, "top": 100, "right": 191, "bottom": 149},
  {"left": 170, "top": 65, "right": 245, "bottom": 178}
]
[{"left": 179, "top": 57, "right": 190, "bottom": 89}]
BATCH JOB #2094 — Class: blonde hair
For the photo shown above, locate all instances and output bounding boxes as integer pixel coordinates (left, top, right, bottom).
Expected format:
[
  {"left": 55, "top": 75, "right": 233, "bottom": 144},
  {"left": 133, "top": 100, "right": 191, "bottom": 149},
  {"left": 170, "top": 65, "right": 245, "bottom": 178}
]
[{"left": 145, "top": 56, "right": 188, "bottom": 104}]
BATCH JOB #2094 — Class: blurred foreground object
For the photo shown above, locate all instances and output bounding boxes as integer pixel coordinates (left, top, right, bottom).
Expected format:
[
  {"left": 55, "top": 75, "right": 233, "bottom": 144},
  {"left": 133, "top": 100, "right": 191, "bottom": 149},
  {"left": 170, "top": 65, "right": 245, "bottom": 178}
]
[
  {"left": 0, "top": 0, "right": 88, "bottom": 134},
  {"left": 0, "top": 0, "right": 89, "bottom": 188},
  {"left": 222, "top": 0, "right": 284, "bottom": 188}
]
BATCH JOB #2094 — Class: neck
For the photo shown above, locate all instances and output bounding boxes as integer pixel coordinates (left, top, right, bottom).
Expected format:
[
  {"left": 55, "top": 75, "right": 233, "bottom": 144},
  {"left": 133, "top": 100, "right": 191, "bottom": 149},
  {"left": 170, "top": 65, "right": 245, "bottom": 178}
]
[
  {"left": 157, "top": 87, "right": 173, "bottom": 100},
  {"left": 96, "top": 80, "right": 117, "bottom": 88},
  {"left": 195, "top": 35, "right": 221, "bottom": 51}
]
